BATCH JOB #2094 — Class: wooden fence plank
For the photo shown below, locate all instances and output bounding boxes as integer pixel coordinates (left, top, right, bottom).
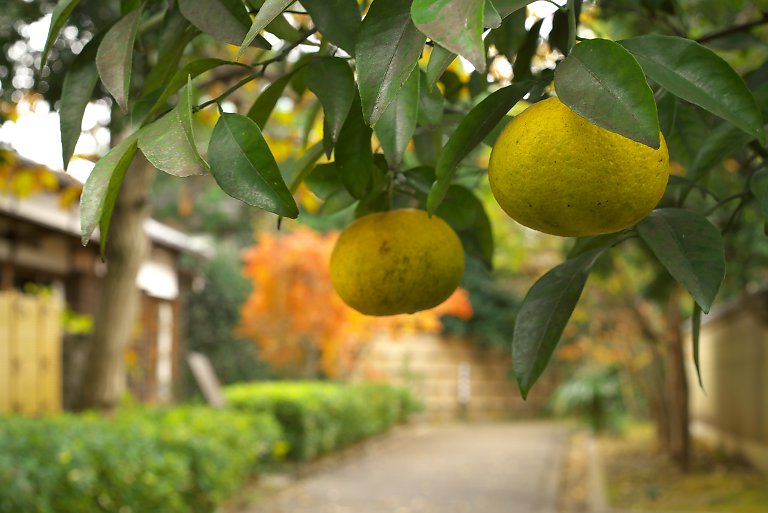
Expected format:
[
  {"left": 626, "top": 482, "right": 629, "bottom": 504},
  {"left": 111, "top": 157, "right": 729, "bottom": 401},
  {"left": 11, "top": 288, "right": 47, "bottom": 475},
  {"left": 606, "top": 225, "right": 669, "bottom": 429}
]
[
  {"left": 38, "top": 295, "right": 63, "bottom": 412},
  {"left": 10, "top": 294, "right": 40, "bottom": 414},
  {"left": 0, "top": 292, "right": 11, "bottom": 412}
]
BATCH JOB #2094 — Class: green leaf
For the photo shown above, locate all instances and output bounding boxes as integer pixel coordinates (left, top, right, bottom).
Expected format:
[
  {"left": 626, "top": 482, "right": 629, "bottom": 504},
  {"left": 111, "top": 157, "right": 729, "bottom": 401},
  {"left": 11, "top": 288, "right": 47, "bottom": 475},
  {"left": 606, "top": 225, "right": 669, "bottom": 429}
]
[
  {"left": 60, "top": 34, "right": 102, "bottom": 170},
  {"left": 688, "top": 122, "right": 752, "bottom": 182},
  {"left": 418, "top": 71, "right": 445, "bottom": 125},
  {"left": 484, "top": 0, "right": 501, "bottom": 28},
  {"left": 374, "top": 69, "right": 420, "bottom": 168},
  {"left": 512, "top": 18, "right": 542, "bottom": 80},
  {"left": 246, "top": 72, "right": 296, "bottom": 129},
  {"left": 208, "top": 112, "right": 299, "bottom": 218},
  {"left": 178, "top": 0, "right": 269, "bottom": 48},
  {"left": 425, "top": 45, "right": 456, "bottom": 92},
  {"left": 692, "top": 301, "right": 703, "bottom": 389},
  {"left": 302, "top": 0, "right": 361, "bottom": 54},
  {"left": 620, "top": 35, "right": 765, "bottom": 145},
  {"left": 80, "top": 133, "right": 140, "bottom": 245},
  {"left": 305, "top": 57, "right": 356, "bottom": 158},
  {"left": 145, "top": 58, "right": 248, "bottom": 122},
  {"left": 491, "top": 0, "right": 530, "bottom": 17},
  {"left": 427, "top": 80, "right": 532, "bottom": 213},
  {"left": 141, "top": 13, "right": 198, "bottom": 97},
  {"left": 656, "top": 91, "right": 677, "bottom": 141},
  {"left": 287, "top": 141, "right": 325, "bottom": 193},
  {"left": 411, "top": 0, "right": 486, "bottom": 72},
  {"left": 41, "top": 0, "right": 81, "bottom": 71},
  {"left": 636, "top": 209, "right": 725, "bottom": 313},
  {"left": 554, "top": 38, "right": 660, "bottom": 148},
  {"left": 482, "top": 115, "right": 512, "bottom": 146},
  {"left": 487, "top": 6, "right": 526, "bottom": 62},
  {"left": 238, "top": 0, "right": 293, "bottom": 59},
  {"left": 436, "top": 185, "right": 494, "bottom": 267},
  {"left": 96, "top": 8, "right": 141, "bottom": 113},
  {"left": 567, "top": 232, "right": 623, "bottom": 259},
  {"left": 335, "top": 94, "right": 373, "bottom": 198},
  {"left": 513, "top": 249, "right": 603, "bottom": 398},
  {"left": 750, "top": 168, "right": 768, "bottom": 221},
  {"left": 305, "top": 162, "right": 342, "bottom": 199},
  {"left": 138, "top": 79, "right": 208, "bottom": 177},
  {"left": 356, "top": 0, "right": 426, "bottom": 126}
]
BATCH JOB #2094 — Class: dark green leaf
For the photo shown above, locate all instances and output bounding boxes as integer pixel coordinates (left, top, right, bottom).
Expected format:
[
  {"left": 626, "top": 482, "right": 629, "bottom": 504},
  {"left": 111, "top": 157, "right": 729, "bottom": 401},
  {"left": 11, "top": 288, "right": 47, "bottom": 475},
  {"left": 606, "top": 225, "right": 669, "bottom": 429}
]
[
  {"left": 555, "top": 38, "right": 659, "bottom": 148},
  {"left": 436, "top": 185, "right": 494, "bottom": 267},
  {"left": 287, "top": 142, "right": 325, "bottom": 193},
  {"left": 411, "top": 0, "right": 486, "bottom": 72},
  {"left": 484, "top": 0, "right": 501, "bottom": 28},
  {"left": 178, "top": 0, "right": 269, "bottom": 48},
  {"left": 41, "top": 0, "right": 81, "bottom": 71},
  {"left": 567, "top": 232, "right": 623, "bottom": 259},
  {"left": 335, "top": 94, "right": 373, "bottom": 198},
  {"left": 636, "top": 209, "right": 725, "bottom": 313},
  {"left": 750, "top": 168, "right": 768, "bottom": 221},
  {"left": 60, "top": 34, "right": 101, "bottom": 170},
  {"left": 305, "top": 162, "right": 343, "bottom": 199},
  {"left": 146, "top": 58, "right": 249, "bottom": 122},
  {"left": 374, "top": 69, "right": 420, "bottom": 168},
  {"left": 302, "top": 0, "right": 361, "bottom": 54},
  {"left": 96, "top": 8, "right": 141, "bottom": 113},
  {"left": 247, "top": 69, "right": 298, "bottom": 128},
  {"left": 549, "top": 0, "right": 581, "bottom": 55},
  {"left": 491, "top": 0, "right": 530, "bottom": 17},
  {"left": 238, "top": 0, "right": 293, "bottom": 58},
  {"left": 418, "top": 71, "right": 444, "bottom": 125},
  {"left": 482, "top": 115, "right": 512, "bottom": 146},
  {"left": 141, "top": 13, "right": 198, "bottom": 96},
  {"left": 138, "top": 79, "right": 208, "bottom": 177},
  {"left": 688, "top": 122, "right": 753, "bottom": 181},
  {"left": 306, "top": 57, "right": 356, "bottom": 158},
  {"left": 488, "top": 6, "right": 526, "bottom": 62},
  {"left": 321, "top": 188, "right": 357, "bottom": 215},
  {"left": 692, "top": 301, "right": 703, "bottom": 389},
  {"left": 512, "top": 18, "right": 542, "bottom": 80},
  {"left": 208, "top": 112, "right": 298, "bottom": 217},
  {"left": 425, "top": 45, "right": 456, "bottom": 92},
  {"left": 656, "top": 91, "right": 677, "bottom": 141},
  {"left": 620, "top": 35, "right": 765, "bottom": 144},
  {"left": 80, "top": 133, "right": 140, "bottom": 245},
  {"left": 356, "top": 0, "right": 426, "bottom": 126},
  {"left": 514, "top": 249, "right": 603, "bottom": 398},
  {"left": 427, "top": 81, "right": 532, "bottom": 213}
]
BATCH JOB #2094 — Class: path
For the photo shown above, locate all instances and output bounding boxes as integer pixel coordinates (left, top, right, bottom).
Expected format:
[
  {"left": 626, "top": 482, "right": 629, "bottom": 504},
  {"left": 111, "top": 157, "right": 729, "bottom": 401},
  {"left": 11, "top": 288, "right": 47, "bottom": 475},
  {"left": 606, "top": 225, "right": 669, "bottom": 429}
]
[{"left": 244, "top": 421, "right": 568, "bottom": 513}]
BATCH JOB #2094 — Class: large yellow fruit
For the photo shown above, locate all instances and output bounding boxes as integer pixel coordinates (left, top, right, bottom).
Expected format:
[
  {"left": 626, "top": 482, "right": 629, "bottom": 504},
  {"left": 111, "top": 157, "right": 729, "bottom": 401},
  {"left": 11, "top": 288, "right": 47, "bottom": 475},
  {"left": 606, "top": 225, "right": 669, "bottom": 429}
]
[
  {"left": 488, "top": 97, "right": 669, "bottom": 237},
  {"left": 330, "top": 209, "right": 464, "bottom": 316}
]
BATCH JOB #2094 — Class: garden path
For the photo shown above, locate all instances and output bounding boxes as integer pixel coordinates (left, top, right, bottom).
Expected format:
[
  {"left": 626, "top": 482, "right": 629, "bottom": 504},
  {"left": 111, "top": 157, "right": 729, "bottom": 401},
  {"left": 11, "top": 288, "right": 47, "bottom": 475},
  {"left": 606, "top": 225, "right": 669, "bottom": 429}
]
[{"left": 243, "top": 421, "right": 568, "bottom": 513}]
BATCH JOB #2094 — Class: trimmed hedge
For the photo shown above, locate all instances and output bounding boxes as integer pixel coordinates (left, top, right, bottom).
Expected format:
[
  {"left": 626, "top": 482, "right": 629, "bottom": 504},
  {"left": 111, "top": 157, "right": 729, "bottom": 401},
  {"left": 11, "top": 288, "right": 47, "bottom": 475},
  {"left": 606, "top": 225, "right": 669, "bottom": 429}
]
[
  {"left": 224, "top": 381, "right": 421, "bottom": 461},
  {"left": 0, "top": 407, "right": 283, "bottom": 513},
  {"left": 0, "top": 382, "right": 418, "bottom": 512}
]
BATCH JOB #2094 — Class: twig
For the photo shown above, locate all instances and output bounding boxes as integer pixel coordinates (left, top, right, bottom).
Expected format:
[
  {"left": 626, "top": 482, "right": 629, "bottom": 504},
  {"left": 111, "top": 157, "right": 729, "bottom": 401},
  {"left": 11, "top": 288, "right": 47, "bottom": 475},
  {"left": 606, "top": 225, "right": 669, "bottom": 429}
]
[
  {"left": 252, "top": 27, "right": 317, "bottom": 69},
  {"left": 696, "top": 11, "right": 768, "bottom": 43}
]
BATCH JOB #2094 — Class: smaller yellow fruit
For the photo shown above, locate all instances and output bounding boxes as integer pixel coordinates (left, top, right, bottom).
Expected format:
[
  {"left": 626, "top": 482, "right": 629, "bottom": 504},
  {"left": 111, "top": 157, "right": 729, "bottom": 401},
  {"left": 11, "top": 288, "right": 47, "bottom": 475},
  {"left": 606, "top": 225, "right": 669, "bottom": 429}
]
[{"left": 330, "top": 209, "right": 465, "bottom": 316}]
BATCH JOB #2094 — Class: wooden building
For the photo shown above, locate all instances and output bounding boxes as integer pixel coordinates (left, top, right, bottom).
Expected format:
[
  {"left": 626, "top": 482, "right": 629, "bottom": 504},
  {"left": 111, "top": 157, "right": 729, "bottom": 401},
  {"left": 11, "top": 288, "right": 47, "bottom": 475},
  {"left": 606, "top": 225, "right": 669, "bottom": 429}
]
[{"left": 0, "top": 158, "right": 211, "bottom": 408}]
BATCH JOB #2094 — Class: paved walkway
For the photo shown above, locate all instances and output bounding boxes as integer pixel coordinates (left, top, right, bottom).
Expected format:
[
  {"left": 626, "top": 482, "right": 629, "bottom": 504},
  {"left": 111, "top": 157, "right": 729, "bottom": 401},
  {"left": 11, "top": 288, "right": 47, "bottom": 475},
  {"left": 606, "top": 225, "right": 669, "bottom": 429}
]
[{"left": 244, "top": 421, "right": 568, "bottom": 513}]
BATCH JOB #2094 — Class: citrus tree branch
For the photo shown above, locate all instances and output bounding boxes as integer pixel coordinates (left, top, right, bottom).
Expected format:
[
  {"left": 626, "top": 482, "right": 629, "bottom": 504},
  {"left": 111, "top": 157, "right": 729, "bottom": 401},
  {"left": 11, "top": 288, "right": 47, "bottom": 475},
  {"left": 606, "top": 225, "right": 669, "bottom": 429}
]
[{"left": 696, "top": 11, "right": 768, "bottom": 43}]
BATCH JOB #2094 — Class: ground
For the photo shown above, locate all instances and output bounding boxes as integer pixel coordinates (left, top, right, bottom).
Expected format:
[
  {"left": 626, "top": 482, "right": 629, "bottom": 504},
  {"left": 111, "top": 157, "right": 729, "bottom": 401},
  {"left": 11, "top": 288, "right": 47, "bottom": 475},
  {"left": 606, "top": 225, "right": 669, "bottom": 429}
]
[{"left": 236, "top": 421, "right": 568, "bottom": 513}]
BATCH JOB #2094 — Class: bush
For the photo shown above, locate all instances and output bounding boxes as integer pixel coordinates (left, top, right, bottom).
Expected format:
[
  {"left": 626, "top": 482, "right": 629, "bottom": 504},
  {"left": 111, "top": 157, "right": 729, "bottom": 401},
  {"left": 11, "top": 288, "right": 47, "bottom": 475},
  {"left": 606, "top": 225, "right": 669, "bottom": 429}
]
[
  {"left": 0, "top": 407, "right": 284, "bottom": 513},
  {"left": 224, "top": 381, "right": 420, "bottom": 461}
]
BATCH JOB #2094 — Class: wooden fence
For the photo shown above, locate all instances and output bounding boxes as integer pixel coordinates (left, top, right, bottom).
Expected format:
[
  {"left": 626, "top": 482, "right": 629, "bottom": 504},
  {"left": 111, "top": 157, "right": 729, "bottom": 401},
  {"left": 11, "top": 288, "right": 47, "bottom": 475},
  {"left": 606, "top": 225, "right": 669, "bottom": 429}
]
[{"left": 0, "top": 290, "right": 62, "bottom": 414}]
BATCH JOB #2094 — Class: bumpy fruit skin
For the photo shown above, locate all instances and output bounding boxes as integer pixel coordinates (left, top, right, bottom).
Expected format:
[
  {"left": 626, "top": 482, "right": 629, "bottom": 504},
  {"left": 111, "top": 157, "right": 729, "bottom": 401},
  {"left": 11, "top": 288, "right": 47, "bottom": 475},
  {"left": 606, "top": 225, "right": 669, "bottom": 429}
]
[
  {"left": 488, "top": 97, "right": 669, "bottom": 237},
  {"left": 330, "top": 209, "right": 465, "bottom": 316}
]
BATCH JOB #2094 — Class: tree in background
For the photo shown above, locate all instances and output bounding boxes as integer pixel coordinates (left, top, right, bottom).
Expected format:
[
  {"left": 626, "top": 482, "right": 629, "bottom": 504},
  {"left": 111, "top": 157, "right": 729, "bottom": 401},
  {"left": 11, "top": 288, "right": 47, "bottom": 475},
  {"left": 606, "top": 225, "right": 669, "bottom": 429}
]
[{"left": 236, "top": 227, "right": 472, "bottom": 379}]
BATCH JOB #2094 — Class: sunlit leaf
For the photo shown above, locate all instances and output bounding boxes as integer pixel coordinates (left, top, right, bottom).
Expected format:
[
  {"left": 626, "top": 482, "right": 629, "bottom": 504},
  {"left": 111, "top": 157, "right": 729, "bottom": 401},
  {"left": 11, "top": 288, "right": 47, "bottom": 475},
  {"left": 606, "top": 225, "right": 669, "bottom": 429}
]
[
  {"left": 425, "top": 45, "right": 456, "bottom": 92},
  {"left": 356, "top": 0, "right": 426, "bottom": 126},
  {"left": 96, "top": 8, "right": 141, "bottom": 112},
  {"left": 178, "top": 0, "right": 269, "bottom": 47},
  {"left": 238, "top": 0, "right": 293, "bottom": 59},
  {"left": 411, "top": 0, "right": 486, "bottom": 72}
]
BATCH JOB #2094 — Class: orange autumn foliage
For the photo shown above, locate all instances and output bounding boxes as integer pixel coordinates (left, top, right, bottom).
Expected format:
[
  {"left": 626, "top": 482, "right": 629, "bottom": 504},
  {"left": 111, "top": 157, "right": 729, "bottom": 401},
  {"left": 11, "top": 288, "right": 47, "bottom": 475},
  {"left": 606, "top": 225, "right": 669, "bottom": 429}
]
[{"left": 236, "top": 227, "right": 473, "bottom": 378}]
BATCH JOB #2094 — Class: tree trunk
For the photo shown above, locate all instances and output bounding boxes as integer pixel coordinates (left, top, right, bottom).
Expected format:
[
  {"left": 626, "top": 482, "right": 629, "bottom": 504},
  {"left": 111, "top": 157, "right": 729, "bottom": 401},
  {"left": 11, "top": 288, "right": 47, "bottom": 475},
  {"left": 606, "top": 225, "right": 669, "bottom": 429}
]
[
  {"left": 664, "top": 288, "right": 690, "bottom": 470},
  {"left": 77, "top": 155, "right": 154, "bottom": 410}
]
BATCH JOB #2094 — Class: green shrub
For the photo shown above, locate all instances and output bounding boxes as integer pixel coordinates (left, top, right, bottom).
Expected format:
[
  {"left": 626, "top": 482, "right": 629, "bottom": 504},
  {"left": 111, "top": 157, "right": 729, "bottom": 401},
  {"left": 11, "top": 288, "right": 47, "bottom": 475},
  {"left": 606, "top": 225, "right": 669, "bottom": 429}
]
[
  {"left": 224, "top": 381, "right": 419, "bottom": 461},
  {"left": 0, "top": 408, "right": 284, "bottom": 513}
]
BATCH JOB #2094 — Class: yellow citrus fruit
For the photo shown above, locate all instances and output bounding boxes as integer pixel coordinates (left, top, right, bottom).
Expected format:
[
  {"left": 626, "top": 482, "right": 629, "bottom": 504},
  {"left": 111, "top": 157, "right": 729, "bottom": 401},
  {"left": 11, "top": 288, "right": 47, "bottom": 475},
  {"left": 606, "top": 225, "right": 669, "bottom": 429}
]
[
  {"left": 488, "top": 97, "right": 669, "bottom": 237},
  {"left": 330, "top": 209, "right": 465, "bottom": 316}
]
